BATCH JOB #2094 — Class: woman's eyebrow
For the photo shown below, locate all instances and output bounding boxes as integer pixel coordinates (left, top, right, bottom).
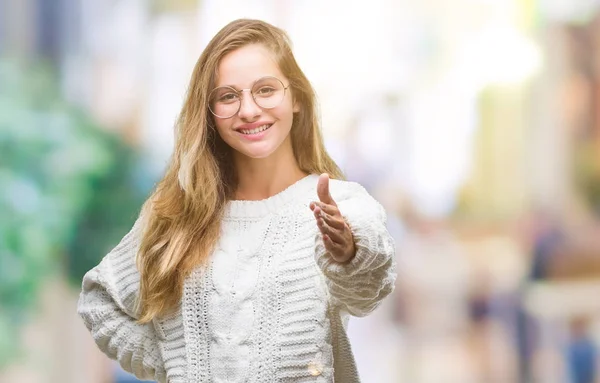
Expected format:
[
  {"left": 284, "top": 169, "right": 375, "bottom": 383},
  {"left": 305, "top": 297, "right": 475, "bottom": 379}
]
[{"left": 217, "top": 76, "right": 276, "bottom": 89}]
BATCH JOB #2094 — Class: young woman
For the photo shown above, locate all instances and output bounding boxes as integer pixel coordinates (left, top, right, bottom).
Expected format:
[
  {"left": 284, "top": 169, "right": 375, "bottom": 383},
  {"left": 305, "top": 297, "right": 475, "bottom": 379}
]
[{"left": 78, "top": 18, "right": 396, "bottom": 383}]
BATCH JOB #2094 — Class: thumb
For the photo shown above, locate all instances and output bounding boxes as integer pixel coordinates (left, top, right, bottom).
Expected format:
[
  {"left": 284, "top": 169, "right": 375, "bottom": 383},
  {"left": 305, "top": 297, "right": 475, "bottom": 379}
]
[{"left": 317, "top": 173, "right": 335, "bottom": 205}]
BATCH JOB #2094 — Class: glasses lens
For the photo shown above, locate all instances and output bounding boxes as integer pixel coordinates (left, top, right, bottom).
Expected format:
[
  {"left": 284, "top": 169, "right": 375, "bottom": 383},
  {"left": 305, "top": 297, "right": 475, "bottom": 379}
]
[
  {"left": 252, "top": 77, "right": 285, "bottom": 109},
  {"left": 209, "top": 86, "right": 239, "bottom": 118}
]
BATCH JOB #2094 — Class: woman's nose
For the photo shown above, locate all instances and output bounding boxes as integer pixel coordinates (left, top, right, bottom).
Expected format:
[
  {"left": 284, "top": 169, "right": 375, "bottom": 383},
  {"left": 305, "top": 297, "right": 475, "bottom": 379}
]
[{"left": 237, "top": 89, "right": 261, "bottom": 120}]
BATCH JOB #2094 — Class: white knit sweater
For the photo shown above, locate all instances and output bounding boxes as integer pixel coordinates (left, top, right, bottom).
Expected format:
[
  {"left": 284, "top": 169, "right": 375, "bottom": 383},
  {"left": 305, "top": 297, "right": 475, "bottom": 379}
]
[{"left": 77, "top": 174, "right": 396, "bottom": 383}]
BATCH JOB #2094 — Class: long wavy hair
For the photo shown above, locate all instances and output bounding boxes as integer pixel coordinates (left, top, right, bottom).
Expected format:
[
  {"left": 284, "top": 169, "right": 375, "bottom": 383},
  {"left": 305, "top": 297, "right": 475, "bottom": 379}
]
[{"left": 135, "top": 19, "right": 344, "bottom": 323}]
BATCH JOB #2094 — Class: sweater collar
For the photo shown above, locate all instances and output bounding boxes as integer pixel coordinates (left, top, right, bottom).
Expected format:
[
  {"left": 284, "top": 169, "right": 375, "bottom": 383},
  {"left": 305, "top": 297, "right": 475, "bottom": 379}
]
[{"left": 224, "top": 174, "right": 318, "bottom": 219}]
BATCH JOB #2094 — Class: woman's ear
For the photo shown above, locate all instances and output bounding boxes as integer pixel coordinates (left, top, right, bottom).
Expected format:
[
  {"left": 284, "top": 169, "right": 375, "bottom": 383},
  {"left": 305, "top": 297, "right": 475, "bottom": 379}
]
[{"left": 293, "top": 98, "right": 301, "bottom": 113}]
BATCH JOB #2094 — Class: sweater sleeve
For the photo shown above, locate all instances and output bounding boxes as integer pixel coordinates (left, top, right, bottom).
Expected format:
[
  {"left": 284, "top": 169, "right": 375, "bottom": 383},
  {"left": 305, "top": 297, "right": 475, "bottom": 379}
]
[
  {"left": 314, "top": 184, "right": 397, "bottom": 317},
  {"left": 77, "top": 217, "right": 167, "bottom": 382}
]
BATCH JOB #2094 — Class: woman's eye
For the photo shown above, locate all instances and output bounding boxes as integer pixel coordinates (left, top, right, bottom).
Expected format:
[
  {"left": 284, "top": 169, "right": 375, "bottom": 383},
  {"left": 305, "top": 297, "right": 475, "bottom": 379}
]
[
  {"left": 218, "top": 93, "right": 238, "bottom": 103},
  {"left": 255, "top": 87, "right": 275, "bottom": 96}
]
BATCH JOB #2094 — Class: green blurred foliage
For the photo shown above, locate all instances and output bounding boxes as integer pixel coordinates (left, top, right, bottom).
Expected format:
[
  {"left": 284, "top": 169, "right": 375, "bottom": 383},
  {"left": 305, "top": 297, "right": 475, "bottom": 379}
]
[
  {"left": 150, "top": 0, "right": 199, "bottom": 14},
  {"left": 574, "top": 141, "right": 600, "bottom": 216},
  {"left": 0, "top": 59, "right": 151, "bottom": 367}
]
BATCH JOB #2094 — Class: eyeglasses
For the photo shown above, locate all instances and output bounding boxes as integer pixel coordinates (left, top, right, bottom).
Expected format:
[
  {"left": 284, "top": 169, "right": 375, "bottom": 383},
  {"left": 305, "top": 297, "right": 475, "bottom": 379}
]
[{"left": 208, "top": 76, "right": 290, "bottom": 119}]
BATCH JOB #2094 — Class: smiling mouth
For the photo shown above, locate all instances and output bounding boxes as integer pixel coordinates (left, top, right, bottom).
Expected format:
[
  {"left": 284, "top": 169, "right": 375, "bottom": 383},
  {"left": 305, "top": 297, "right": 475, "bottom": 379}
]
[{"left": 238, "top": 124, "right": 272, "bottom": 135}]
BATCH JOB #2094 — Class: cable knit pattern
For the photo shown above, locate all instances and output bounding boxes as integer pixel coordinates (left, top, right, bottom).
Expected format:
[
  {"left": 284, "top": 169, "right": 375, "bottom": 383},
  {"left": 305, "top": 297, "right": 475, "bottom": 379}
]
[
  {"left": 78, "top": 174, "right": 396, "bottom": 382},
  {"left": 77, "top": 218, "right": 167, "bottom": 383}
]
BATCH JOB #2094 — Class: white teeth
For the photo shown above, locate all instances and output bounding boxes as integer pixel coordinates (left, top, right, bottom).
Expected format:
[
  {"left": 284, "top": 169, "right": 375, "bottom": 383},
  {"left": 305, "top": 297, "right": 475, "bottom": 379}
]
[{"left": 239, "top": 124, "right": 271, "bottom": 135}]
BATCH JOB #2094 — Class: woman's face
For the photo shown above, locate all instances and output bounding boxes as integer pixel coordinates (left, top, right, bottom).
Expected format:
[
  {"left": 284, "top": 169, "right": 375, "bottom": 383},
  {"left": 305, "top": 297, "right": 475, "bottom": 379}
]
[{"left": 211, "top": 43, "right": 299, "bottom": 161}]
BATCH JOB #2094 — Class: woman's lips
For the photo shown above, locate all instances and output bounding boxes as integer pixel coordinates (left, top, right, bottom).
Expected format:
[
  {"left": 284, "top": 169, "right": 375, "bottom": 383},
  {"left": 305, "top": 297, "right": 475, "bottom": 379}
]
[{"left": 235, "top": 123, "right": 272, "bottom": 141}]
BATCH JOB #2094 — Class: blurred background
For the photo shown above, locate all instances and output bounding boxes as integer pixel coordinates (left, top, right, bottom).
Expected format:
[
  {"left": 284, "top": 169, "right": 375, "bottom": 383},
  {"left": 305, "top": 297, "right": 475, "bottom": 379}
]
[{"left": 2, "top": 0, "right": 600, "bottom": 382}]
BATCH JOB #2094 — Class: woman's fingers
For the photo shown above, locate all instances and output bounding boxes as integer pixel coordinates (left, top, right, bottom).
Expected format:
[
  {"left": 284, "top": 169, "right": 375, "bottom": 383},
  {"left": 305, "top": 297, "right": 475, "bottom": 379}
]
[
  {"left": 318, "top": 219, "right": 345, "bottom": 243},
  {"left": 321, "top": 212, "right": 346, "bottom": 230}
]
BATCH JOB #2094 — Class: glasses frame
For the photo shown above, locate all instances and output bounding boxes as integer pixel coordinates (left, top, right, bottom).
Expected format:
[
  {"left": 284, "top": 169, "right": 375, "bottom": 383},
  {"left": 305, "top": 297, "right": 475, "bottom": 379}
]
[{"left": 208, "top": 76, "right": 290, "bottom": 119}]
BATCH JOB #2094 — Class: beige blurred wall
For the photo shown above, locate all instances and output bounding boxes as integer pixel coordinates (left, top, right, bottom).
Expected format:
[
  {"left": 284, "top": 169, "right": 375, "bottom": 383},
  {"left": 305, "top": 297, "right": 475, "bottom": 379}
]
[{"left": 0, "top": 277, "right": 112, "bottom": 383}]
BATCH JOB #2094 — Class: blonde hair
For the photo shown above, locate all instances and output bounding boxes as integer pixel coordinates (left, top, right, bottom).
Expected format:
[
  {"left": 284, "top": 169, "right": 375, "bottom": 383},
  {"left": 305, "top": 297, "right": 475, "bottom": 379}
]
[{"left": 135, "top": 19, "right": 344, "bottom": 323}]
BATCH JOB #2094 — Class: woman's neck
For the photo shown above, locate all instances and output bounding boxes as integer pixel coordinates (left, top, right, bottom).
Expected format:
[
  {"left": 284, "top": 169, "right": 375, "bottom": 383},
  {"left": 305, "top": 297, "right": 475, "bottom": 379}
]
[{"left": 232, "top": 154, "right": 308, "bottom": 201}]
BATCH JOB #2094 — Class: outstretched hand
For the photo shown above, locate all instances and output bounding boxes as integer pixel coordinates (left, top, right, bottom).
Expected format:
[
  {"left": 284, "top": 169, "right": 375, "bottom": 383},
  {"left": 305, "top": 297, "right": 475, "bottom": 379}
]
[{"left": 310, "top": 173, "right": 356, "bottom": 263}]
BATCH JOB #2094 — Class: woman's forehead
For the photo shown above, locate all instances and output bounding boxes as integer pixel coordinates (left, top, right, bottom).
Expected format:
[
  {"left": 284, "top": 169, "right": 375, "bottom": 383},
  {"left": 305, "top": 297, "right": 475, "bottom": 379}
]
[{"left": 215, "top": 44, "right": 284, "bottom": 88}]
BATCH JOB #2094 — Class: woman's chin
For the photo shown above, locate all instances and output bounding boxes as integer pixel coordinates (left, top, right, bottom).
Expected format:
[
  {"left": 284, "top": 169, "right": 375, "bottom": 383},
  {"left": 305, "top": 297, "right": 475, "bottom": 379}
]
[
  {"left": 235, "top": 145, "right": 276, "bottom": 160},
  {"left": 242, "top": 150, "right": 275, "bottom": 160},
  {"left": 229, "top": 134, "right": 293, "bottom": 161},
  {"left": 231, "top": 140, "right": 280, "bottom": 160}
]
